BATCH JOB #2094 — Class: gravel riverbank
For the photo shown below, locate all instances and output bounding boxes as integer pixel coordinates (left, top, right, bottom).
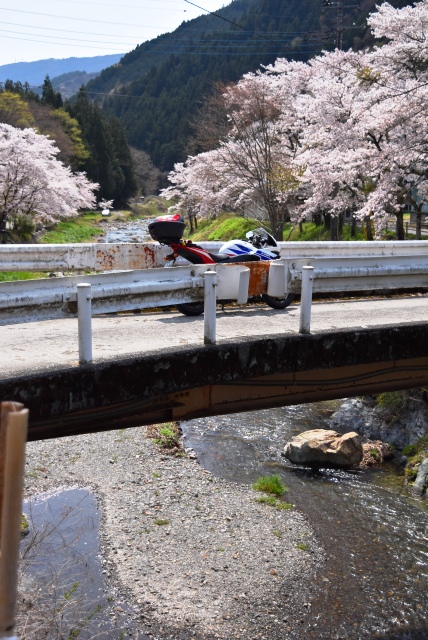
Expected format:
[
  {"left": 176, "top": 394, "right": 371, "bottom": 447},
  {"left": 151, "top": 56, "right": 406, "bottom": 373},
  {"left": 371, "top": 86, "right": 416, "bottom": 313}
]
[{"left": 22, "top": 424, "right": 324, "bottom": 640}]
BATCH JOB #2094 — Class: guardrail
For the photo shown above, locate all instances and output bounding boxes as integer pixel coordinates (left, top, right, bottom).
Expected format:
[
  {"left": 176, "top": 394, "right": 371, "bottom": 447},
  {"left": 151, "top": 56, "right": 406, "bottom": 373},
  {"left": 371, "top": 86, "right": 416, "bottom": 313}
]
[
  {"left": 285, "top": 254, "right": 428, "bottom": 294},
  {"left": 0, "top": 263, "right": 251, "bottom": 362},
  {"left": 0, "top": 263, "right": 251, "bottom": 325},
  {"left": 2, "top": 240, "right": 428, "bottom": 271},
  {"left": 1, "top": 242, "right": 427, "bottom": 363}
]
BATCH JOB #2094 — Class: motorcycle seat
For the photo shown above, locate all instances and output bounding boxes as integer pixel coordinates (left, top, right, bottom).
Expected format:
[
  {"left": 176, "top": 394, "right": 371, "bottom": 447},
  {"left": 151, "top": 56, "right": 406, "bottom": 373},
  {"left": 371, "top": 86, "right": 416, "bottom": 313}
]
[{"left": 209, "top": 253, "right": 261, "bottom": 263}]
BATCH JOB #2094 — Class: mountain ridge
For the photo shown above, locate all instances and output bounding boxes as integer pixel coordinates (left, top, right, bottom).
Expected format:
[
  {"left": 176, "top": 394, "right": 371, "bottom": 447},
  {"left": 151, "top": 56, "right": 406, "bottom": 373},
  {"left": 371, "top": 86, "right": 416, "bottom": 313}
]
[{"left": 0, "top": 54, "right": 125, "bottom": 87}]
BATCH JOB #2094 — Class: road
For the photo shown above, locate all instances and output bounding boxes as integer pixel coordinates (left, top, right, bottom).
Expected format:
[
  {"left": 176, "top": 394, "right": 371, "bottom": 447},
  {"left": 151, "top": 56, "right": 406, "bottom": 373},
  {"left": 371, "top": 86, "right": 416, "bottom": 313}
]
[{"left": 1, "top": 294, "right": 427, "bottom": 378}]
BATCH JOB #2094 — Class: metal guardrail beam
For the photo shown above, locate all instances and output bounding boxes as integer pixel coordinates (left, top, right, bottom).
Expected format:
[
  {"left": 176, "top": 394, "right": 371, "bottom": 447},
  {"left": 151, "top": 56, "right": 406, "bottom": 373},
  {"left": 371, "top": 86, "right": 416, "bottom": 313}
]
[
  {"left": 0, "top": 263, "right": 251, "bottom": 326},
  {"left": 2, "top": 240, "right": 428, "bottom": 272},
  {"left": 285, "top": 255, "right": 428, "bottom": 293},
  {"left": 0, "top": 243, "right": 168, "bottom": 272}
]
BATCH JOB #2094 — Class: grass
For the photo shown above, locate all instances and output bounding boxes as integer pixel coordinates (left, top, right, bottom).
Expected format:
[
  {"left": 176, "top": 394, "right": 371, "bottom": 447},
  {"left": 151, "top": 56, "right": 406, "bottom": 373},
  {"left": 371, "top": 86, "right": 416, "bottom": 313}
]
[
  {"left": 376, "top": 390, "right": 408, "bottom": 413},
  {"left": 252, "top": 474, "right": 287, "bottom": 496},
  {"left": 255, "top": 496, "right": 293, "bottom": 511},
  {"left": 187, "top": 212, "right": 260, "bottom": 242},
  {"left": 130, "top": 196, "right": 171, "bottom": 218},
  {"left": 252, "top": 474, "right": 292, "bottom": 510},
  {"left": 0, "top": 271, "right": 47, "bottom": 282},
  {"left": 41, "top": 211, "right": 103, "bottom": 244},
  {"left": 21, "top": 513, "right": 29, "bottom": 534},
  {"left": 154, "top": 519, "right": 169, "bottom": 526},
  {"left": 376, "top": 391, "right": 410, "bottom": 428},
  {"left": 146, "top": 421, "right": 184, "bottom": 455},
  {"left": 188, "top": 212, "right": 369, "bottom": 243},
  {"left": 283, "top": 220, "right": 366, "bottom": 242}
]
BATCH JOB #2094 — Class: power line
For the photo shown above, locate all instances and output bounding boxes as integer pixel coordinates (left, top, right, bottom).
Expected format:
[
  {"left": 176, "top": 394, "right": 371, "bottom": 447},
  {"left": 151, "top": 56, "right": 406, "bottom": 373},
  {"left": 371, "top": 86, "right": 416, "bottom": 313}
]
[
  {"left": 0, "top": 20, "right": 337, "bottom": 40},
  {"left": 0, "top": 34, "right": 127, "bottom": 52},
  {"left": 55, "top": 0, "right": 201, "bottom": 8},
  {"left": 0, "top": 25, "right": 328, "bottom": 48},
  {"left": 0, "top": 28, "right": 140, "bottom": 47},
  {"left": 0, "top": 6, "right": 180, "bottom": 29},
  {"left": 183, "top": 0, "right": 287, "bottom": 42}
]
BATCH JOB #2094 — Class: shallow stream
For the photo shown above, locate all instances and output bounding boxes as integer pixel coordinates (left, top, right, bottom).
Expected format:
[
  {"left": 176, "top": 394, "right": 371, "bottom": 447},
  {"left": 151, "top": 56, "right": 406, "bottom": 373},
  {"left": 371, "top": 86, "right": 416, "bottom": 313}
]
[{"left": 182, "top": 403, "right": 428, "bottom": 640}]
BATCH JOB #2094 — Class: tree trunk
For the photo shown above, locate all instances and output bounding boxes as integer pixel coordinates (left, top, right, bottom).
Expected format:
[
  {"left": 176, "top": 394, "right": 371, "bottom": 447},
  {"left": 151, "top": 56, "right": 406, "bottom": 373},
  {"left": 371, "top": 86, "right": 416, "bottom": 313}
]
[
  {"left": 338, "top": 212, "right": 344, "bottom": 238},
  {"left": 364, "top": 215, "right": 374, "bottom": 241},
  {"left": 330, "top": 215, "right": 338, "bottom": 241},
  {"left": 350, "top": 215, "right": 357, "bottom": 238},
  {"left": 187, "top": 211, "right": 194, "bottom": 233},
  {"left": 395, "top": 210, "right": 405, "bottom": 240},
  {"left": 416, "top": 212, "right": 422, "bottom": 240},
  {"left": 323, "top": 212, "right": 331, "bottom": 231}
]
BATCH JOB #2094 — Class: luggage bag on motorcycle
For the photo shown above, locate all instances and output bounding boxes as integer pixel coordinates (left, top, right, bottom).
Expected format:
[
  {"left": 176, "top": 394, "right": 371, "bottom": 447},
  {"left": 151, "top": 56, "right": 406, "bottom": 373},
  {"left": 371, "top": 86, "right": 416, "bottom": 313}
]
[{"left": 148, "top": 214, "right": 185, "bottom": 243}]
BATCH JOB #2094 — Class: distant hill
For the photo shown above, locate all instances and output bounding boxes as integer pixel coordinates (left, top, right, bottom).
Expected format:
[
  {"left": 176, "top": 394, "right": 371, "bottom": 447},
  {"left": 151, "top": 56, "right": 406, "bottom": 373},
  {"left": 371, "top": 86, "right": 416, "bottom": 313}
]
[
  {"left": 51, "top": 71, "right": 101, "bottom": 99},
  {"left": 0, "top": 54, "right": 125, "bottom": 87}
]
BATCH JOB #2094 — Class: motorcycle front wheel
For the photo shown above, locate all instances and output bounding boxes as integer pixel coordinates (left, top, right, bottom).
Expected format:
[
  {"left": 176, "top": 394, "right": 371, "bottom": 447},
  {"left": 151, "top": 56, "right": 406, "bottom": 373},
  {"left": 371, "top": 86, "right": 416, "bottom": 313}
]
[
  {"left": 176, "top": 302, "right": 204, "bottom": 316},
  {"left": 262, "top": 293, "right": 295, "bottom": 310}
]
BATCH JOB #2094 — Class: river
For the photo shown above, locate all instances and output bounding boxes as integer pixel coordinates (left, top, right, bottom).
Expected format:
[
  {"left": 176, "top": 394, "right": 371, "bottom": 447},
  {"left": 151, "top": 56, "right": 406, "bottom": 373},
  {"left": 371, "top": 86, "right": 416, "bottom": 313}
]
[{"left": 182, "top": 404, "right": 428, "bottom": 640}]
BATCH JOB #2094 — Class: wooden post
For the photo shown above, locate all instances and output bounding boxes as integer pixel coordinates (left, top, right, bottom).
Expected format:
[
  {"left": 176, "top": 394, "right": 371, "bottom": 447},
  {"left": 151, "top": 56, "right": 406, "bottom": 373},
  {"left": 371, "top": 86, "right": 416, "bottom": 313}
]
[{"left": 0, "top": 402, "right": 28, "bottom": 640}]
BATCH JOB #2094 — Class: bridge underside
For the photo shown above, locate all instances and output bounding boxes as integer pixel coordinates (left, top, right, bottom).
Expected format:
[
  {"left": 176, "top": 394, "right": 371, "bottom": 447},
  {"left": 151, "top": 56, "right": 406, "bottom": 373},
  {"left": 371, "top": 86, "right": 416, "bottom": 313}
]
[{"left": 1, "top": 323, "right": 428, "bottom": 441}]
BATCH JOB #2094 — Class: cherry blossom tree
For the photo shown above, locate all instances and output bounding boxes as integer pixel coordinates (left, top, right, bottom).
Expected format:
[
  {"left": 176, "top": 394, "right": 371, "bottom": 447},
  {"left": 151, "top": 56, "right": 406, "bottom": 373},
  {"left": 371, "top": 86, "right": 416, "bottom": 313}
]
[
  {"left": 293, "top": 0, "right": 428, "bottom": 239},
  {"left": 164, "top": 70, "right": 306, "bottom": 240},
  {"left": 0, "top": 123, "right": 98, "bottom": 234},
  {"left": 361, "top": 0, "right": 428, "bottom": 238},
  {"left": 165, "top": 0, "right": 428, "bottom": 241}
]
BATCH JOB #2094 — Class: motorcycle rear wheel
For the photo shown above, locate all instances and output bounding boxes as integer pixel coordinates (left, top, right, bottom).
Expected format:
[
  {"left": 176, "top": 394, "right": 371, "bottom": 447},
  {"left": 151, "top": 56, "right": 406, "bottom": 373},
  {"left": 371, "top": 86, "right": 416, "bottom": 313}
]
[
  {"left": 176, "top": 302, "right": 204, "bottom": 316},
  {"left": 262, "top": 293, "right": 295, "bottom": 310}
]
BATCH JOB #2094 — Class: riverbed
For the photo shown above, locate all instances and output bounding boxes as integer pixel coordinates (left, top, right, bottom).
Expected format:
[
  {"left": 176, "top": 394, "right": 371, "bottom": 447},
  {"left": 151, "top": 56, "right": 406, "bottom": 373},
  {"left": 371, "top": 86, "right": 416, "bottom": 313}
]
[{"left": 19, "top": 401, "right": 428, "bottom": 640}]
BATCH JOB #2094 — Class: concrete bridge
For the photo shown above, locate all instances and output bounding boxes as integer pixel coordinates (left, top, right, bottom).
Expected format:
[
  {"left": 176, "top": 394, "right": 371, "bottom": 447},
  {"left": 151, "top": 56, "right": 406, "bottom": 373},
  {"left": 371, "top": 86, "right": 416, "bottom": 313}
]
[{"left": 1, "top": 296, "right": 427, "bottom": 441}]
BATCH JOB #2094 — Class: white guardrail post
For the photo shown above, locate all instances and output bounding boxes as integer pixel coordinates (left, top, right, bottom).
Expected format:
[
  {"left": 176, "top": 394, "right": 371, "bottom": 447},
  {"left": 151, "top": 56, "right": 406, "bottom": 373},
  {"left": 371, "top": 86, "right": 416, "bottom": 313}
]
[
  {"left": 299, "top": 266, "right": 314, "bottom": 335},
  {"left": 77, "top": 283, "right": 93, "bottom": 364},
  {"left": 204, "top": 270, "right": 217, "bottom": 345}
]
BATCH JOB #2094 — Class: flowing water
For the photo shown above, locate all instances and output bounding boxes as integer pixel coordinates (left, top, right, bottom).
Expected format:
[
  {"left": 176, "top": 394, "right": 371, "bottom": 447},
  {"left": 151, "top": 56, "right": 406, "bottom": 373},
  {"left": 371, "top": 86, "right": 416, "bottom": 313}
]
[
  {"left": 182, "top": 404, "right": 428, "bottom": 640},
  {"left": 101, "top": 219, "right": 151, "bottom": 244}
]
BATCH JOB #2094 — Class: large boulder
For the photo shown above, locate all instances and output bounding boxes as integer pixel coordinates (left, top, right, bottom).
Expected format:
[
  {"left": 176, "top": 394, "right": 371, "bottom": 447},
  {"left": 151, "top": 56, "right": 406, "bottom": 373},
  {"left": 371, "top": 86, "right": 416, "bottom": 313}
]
[
  {"left": 411, "top": 458, "right": 428, "bottom": 497},
  {"left": 284, "top": 429, "right": 363, "bottom": 468}
]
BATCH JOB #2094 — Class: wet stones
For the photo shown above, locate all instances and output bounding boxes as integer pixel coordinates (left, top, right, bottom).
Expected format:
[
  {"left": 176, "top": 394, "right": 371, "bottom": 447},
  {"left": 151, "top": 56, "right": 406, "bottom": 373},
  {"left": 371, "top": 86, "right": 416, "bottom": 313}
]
[
  {"left": 411, "top": 457, "right": 428, "bottom": 496},
  {"left": 283, "top": 429, "right": 363, "bottom": 468}
]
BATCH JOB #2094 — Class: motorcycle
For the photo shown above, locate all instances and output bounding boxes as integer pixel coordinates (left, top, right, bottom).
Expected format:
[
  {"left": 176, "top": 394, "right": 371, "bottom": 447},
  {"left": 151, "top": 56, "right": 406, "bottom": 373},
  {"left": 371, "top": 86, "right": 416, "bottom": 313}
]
[{"left": 148, "top": 214, "right": 294, "bottom": 316}]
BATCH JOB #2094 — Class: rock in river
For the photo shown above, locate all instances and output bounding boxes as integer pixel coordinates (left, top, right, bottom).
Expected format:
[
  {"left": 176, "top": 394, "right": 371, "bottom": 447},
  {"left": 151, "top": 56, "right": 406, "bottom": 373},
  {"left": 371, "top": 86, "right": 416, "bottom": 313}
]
[
  {"left": 411, "top": 457, "right": 428, "bottom": 496},
  {"left": 284, "top": 428, "right": 363, "bottom": 468}
]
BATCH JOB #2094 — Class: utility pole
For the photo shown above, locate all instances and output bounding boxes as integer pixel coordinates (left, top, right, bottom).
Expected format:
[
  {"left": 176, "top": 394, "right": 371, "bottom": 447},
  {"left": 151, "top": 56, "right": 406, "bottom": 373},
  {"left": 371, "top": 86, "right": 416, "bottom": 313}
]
[{"left": 322, "top": 0, "right": 360, "bottom": 50}]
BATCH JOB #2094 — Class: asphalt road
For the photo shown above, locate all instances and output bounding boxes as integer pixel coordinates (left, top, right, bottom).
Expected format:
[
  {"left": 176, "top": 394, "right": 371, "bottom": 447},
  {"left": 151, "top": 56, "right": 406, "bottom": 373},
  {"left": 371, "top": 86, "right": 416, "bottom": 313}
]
[{"left": 1, "top": 294, "right": 427, "bottom": 378}]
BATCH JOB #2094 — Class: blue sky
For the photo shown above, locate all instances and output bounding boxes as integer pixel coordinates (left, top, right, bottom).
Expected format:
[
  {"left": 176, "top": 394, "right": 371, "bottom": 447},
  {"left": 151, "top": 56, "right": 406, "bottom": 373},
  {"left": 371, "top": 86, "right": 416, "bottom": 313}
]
[{"left": 0, "top": 0, "right": 228, "bottom": 66}]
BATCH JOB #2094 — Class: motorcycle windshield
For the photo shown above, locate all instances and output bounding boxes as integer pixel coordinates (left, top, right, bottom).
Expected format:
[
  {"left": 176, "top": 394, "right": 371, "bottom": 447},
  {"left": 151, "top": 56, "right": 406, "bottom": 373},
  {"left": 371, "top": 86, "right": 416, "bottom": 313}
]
[{"left": 246, "top": 228, "right": 277, "bottom": 247}]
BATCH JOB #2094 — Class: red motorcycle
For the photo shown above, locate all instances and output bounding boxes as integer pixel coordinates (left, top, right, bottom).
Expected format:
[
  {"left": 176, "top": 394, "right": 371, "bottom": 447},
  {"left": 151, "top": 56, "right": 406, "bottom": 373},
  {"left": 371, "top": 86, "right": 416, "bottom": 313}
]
[{"left": 148, "top": 214, "right": 294, "bottom": 315}]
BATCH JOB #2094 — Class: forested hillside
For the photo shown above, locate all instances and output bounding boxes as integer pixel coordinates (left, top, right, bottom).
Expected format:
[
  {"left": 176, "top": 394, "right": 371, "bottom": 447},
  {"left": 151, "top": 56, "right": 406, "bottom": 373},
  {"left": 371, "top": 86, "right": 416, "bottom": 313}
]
[
  {"left": 87, "top": 0, "right": 410, "bottom": 173},
  {"left": 0, "top": 79, "right": 136, "bottom": 208}
]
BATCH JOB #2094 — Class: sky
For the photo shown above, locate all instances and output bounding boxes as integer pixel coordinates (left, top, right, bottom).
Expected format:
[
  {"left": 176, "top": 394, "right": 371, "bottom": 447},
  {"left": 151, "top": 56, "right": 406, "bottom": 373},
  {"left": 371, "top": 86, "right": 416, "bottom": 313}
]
[{"left": 0, "top": 0, "right": 229, "bottom": 66}]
